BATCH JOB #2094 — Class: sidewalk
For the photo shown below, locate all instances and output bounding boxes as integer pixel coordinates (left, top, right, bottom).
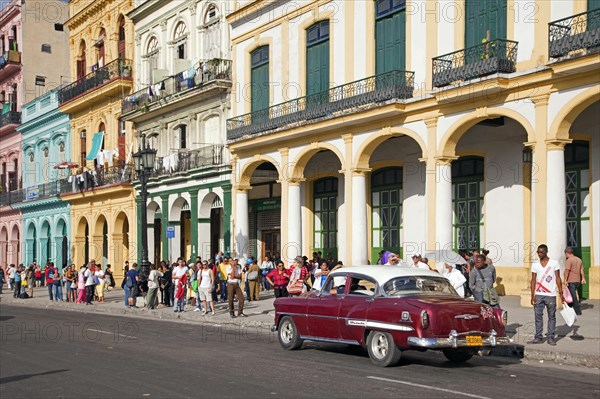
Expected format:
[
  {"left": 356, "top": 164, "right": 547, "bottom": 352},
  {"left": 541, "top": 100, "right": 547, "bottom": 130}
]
[{"left": 1, "top": 287, "right": 598, "bottom": 368}]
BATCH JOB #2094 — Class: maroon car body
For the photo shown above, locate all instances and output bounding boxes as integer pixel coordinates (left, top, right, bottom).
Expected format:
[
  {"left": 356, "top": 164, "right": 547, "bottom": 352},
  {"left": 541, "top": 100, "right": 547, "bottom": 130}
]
[{"left": 273, "top": 266, "right": 511, "bottom": 366}]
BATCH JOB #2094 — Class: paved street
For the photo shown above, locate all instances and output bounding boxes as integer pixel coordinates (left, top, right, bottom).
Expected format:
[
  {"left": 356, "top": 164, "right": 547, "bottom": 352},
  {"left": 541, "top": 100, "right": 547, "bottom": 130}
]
[{"left": 1, "top": 305, "right": 599, "bottom": 399}]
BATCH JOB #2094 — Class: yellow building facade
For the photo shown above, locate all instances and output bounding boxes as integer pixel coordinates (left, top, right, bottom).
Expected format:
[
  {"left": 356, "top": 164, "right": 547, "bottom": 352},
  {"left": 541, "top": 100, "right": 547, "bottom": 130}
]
[
  {"left": 226, "top": 1, "right": 600, "bottom": 300},
  {"left": 59, "top": 0, "right": 136, "bottom": 280}
]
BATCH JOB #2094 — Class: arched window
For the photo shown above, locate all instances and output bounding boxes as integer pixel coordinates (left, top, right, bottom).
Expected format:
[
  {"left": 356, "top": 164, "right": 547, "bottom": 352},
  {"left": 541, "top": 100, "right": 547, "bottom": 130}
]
[
  {"left": 96, "top": 27, "right": 106, "bottom": 67},
  {"left": 203, "top": 4, "right": 221, "bottom": 59},
  {"left": 27, "top": 152, "right": 35, "bottom": 186},
  {"left": 77, "top": 40, "right": 87, "bottom": 80},
  {"left": 42, "top": 147, "right": 49, "bottom": 183},
  {"left": 145, "top": 36, "right": 159, "bottom": 84},
  {"left": 118, "top": 15, "right": 126, "bottom": 59},
  {"left": 174, "top": 21, "right": 188, "bottom": 60}
]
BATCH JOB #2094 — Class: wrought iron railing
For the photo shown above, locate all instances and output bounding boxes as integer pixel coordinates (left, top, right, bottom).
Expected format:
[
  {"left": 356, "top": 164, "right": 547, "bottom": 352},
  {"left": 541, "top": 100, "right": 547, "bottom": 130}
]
[
  {"left": 0, "top": 111, "right": 21, "bottom": 127},
  {"left": 227, "top": 70, "right": 414, "bottom": 140},
  {"left": 549, "top": 8, "right": 600, "bottom": 58},
  {"left": 58, "top": 58, "right": 132, "bottom": 105},
  {"left": 432, "top": 39, "right": 518, "bottom": 87},
  {"left": 59, "top": 165, "right": 132, "bottom": 195},
  {"left": 122, "top": 59, "right": 232, "bottom": 114},
  {"left": 147, "top": 145, "right": 224, "bottom": 179},
  {"left": 0, "top": 187, "right": 25, "bottom": 206}
]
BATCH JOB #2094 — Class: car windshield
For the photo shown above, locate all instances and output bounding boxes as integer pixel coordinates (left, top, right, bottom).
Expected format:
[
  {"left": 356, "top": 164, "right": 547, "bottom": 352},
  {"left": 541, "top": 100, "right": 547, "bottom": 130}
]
[{"left": 383, "top": 276, "right": 457, "bottom": 296}]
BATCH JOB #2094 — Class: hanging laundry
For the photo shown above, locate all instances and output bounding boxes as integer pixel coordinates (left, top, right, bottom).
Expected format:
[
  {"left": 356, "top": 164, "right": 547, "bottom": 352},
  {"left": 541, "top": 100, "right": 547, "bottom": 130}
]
[
  {"left": 96, "top": 150, "right": 105, "bottom": 166},
  {"left": 170, "top": 153, "right": 178, "bottom": 171},
  {"left": 104, "top": 150, "right": 113, "bottom": 167},
  {"left": 163, "top": 155, "right": 170, "bottom": 172},
  {"left": 147, "top": 85, "right": 154, "bottom": 97},
  {"left": 182, "top": 70, "right": 189, "bottom": 80}
]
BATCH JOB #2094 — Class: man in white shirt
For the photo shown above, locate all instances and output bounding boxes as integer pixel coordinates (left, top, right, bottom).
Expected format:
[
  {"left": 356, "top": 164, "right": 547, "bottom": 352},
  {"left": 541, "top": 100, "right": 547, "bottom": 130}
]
[
  {"left": 443, "top": 263, "right": 467, "bottom": 297},
  {"left": 528, "top": 244, "right": 565, "bottom": 346},
  {"left": 226, "top": 258, "right": 245, "bottom": 318},
  {"left": 172, "top": 257, "right": 189, "bottom": 312},
  {"left": 84, "top": 263, "right": 95, "bottom": 305},
  {"left": 411, "top": 253, "right": 430, "bottom": 270}
]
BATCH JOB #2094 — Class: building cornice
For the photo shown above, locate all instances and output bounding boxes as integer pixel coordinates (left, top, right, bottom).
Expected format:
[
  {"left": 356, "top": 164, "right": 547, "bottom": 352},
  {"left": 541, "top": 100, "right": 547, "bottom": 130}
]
[{"left": 18, "top": 110, "right": 68, "bottom": 135}]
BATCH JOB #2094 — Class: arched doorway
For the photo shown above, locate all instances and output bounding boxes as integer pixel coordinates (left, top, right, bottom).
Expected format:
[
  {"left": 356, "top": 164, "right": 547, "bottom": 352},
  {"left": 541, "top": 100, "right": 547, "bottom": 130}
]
[
  {"left": 355, "top": 132, "right": 425, "bottom": 264},
  {"left": 241, "top": 161, "right": 282, "bottom": 261},
  {"left": 146, "top": 201, "right": 161, "bottom": 266},
  {"left": 449, "top": 116, "right": 530, "bottom": 266},
  {"left": 114, "top": 211, "right": 130, "bottom": 271},
  {"left": 40, "top": 220, "right": 52, "bottom": 265},
  {"left": 562, "top": 99, "right": 599, "bottom": 299},
  {"left": 452, "top": 156, "right": 484, "bottom": 251},
  {"left": 0, "top": 225, "right": 8, "bottom": 267},
  {"left": 26, "top": 222, "right": 37, "bottom": 266},
  {"left": 199, "top": 193, "right": 224, "bottom": 261},
  {"left": 170, "top": 197, "right": 191, "bottom": 260},
  {"left": 10, "top": 224, "right": 20, "bottom": 266}
]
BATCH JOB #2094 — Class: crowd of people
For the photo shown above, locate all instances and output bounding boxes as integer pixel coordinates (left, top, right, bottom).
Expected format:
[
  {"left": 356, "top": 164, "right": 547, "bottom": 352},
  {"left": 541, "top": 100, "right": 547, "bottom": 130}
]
[{"left": 0, "top": 260, "right": 115, "bottom": 302}]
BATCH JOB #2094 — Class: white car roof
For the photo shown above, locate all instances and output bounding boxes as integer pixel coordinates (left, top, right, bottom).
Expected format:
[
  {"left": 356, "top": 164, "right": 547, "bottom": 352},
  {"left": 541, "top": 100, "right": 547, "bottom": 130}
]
[{"left": 329, "top": 265, "right": 443, "bottom": 286}]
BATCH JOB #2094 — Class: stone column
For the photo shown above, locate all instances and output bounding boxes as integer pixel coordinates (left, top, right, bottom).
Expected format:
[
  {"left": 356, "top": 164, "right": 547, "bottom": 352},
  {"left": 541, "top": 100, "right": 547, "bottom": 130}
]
[
  {"left": 546, "top": 139, "right": 570, "bottom": 264},
  {"left": 435, "top": 157, "right": 456, "bottom": 254},
  {"left": 235, "top": 187, "right": 250, "bottom": 259},
  {"left": 351, "top": 169, "right": 370, "bottom": 265},
  {"left": 287, "top": 179, "right": 303, "bottom": 263}
]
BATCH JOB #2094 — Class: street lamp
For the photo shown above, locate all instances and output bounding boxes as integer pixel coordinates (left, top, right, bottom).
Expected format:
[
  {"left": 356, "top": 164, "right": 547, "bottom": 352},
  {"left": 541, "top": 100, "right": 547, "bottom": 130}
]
[{"left": 133, "top": 133, "right": 157, "bottom": 281}]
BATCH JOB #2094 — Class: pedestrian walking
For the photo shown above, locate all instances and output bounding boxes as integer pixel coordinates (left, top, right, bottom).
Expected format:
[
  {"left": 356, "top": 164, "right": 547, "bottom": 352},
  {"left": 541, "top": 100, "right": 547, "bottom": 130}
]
[
  {"left": 564, "top": 247, "right": 586, "bottom": 316},
  {"left": 528, "top": 244, "right": 565, "bottom": 346},
  {"left": 197, "top": 261, "right": 215, "bottom": 315},
  {"left": 77, "top": 265, "right": 87, "bottom": 303},
  {"left": 469, "top": 254, "right": 499, "bottom": 307}
]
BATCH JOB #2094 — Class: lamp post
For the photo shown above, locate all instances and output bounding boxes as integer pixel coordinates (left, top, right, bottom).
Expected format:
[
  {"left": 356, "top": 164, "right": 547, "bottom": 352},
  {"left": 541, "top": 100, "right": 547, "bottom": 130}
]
[{"left": 133, "top": 134, "right": 157, "bottom": 281}]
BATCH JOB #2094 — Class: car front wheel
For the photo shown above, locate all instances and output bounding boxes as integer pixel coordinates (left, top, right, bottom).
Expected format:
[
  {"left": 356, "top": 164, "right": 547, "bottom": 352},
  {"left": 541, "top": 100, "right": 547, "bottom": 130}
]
[
  {"left": 366, "top": 331, "right": 401, "bottom": 367},
  {"left": 442, "top": 349, "right": 474, "bottom": 363},
  {"left": 278, "top": 316, "right": 303, "bottom": 350}
]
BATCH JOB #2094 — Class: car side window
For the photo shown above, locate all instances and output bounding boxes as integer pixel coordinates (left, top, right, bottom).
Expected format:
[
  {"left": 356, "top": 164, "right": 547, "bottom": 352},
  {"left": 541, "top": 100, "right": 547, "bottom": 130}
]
[
  {"left": 348, "top": 276, "right": 377, "bottom": 296},
  {"left": 321, "top": 274, "right": 347, "bottom": 295}
]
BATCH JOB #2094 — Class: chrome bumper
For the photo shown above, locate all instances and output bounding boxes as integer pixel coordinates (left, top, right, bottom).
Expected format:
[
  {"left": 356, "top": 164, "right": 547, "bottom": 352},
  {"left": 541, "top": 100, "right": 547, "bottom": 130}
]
[{"left": 408, "top": 330, "right": 513, "bottom": 349}]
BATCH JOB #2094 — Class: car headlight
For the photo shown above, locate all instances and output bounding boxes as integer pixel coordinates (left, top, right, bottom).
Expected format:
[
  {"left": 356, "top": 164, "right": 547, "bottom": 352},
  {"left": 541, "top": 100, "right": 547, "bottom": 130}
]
[
  {"left": 502, "top": 310, "right": 508, "bottom": 326},
  {"left": 421, "top": 310, "right": 429, "bottom": 329}
]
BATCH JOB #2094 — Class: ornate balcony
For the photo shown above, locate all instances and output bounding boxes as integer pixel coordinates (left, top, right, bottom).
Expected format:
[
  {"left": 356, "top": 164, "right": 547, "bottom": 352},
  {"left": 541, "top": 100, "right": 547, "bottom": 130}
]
[
  {"left": 122, "top": 59, "right": 232, "bottom": 117},
  {"left": 147, "top": 145, "right": 224, "bottom": 179},
  {"left": 227, "top": 70, "right": 414, "bottom": 140},
  {"left": 432, "top": 39, "right": 518, "bottom": 88},
  {"left": 58, "top": 59, "right": 133, "bottom": 106},
  {"left": 0, "top": 111, "right": 21, "bottom": 129},
  {"left": 549, "top": 8, "right": 600, "bottom": 59},
  {"left": 59, "top": 165, "right": 132, "bottom": 195},
  {"left": 0, "top": 188, "right": 25, "bottom": 206}
]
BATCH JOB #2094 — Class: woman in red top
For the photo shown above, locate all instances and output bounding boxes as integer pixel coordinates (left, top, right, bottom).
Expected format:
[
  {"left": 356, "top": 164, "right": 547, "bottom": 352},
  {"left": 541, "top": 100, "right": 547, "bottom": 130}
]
[
  {"left": 266, "top": 261, "right": 290, "bottom": 298},
  {"left": 287, "top": 258, "right": 310, "bottom": 296}
]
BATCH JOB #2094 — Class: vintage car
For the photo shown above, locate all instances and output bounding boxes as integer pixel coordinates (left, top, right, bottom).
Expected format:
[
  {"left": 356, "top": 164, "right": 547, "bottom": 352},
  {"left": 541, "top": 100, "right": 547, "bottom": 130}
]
[{"left": 272, "top": 266, "right": 511, "bottom": 367}]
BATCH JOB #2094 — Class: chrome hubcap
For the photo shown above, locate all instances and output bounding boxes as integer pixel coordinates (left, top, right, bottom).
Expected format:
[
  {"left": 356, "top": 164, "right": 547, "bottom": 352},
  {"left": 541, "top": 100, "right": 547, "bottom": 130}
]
[
  {"left": 371, "top": 333, "right": 388, "bottom": 359},
  {"left": 281, "top": 322, "right": 293, "bottom": 343}
]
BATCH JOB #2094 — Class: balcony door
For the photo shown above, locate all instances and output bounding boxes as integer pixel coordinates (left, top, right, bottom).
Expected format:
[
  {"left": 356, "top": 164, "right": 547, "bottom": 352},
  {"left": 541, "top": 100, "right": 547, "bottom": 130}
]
[
  {"left": 465, "top": 0, "right": 507, "bottom": 48},
  {"left": 250, "top": 46, "right": 269, "bottom": 113},
  {"left": 306, "top": 20, "right": 330, "bottom": 96},
  {"left": 375, "top": 0, "right": 406, "bottom": 75}
]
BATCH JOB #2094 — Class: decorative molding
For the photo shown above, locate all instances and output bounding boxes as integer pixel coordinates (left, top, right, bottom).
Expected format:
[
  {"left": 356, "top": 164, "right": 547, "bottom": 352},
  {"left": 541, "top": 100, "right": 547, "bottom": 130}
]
[
  {"left": 434, "top": 155, "right": 459, "bottom": 165},
  {"left": 545, "top": 138, "right": 572, "bottom": 150}
]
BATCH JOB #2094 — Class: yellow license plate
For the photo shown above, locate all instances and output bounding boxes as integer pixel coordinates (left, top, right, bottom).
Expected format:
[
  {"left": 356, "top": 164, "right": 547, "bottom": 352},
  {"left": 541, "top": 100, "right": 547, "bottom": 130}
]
[{"left": 466, "top": 336, "right": 483, "bottom": 346}]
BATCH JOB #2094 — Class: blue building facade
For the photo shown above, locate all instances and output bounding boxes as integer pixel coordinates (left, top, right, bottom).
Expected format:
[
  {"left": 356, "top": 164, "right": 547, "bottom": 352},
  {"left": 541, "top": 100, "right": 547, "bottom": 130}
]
[{"left": 14, "top": 89, "right": 71, "bottom": 269}]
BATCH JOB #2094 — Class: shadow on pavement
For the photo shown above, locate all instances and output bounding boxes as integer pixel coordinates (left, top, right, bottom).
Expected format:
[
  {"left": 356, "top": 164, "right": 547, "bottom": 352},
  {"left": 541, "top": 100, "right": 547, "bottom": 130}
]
[{"left": 0, "top": 369, "right": 70, "bottom": 384}]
